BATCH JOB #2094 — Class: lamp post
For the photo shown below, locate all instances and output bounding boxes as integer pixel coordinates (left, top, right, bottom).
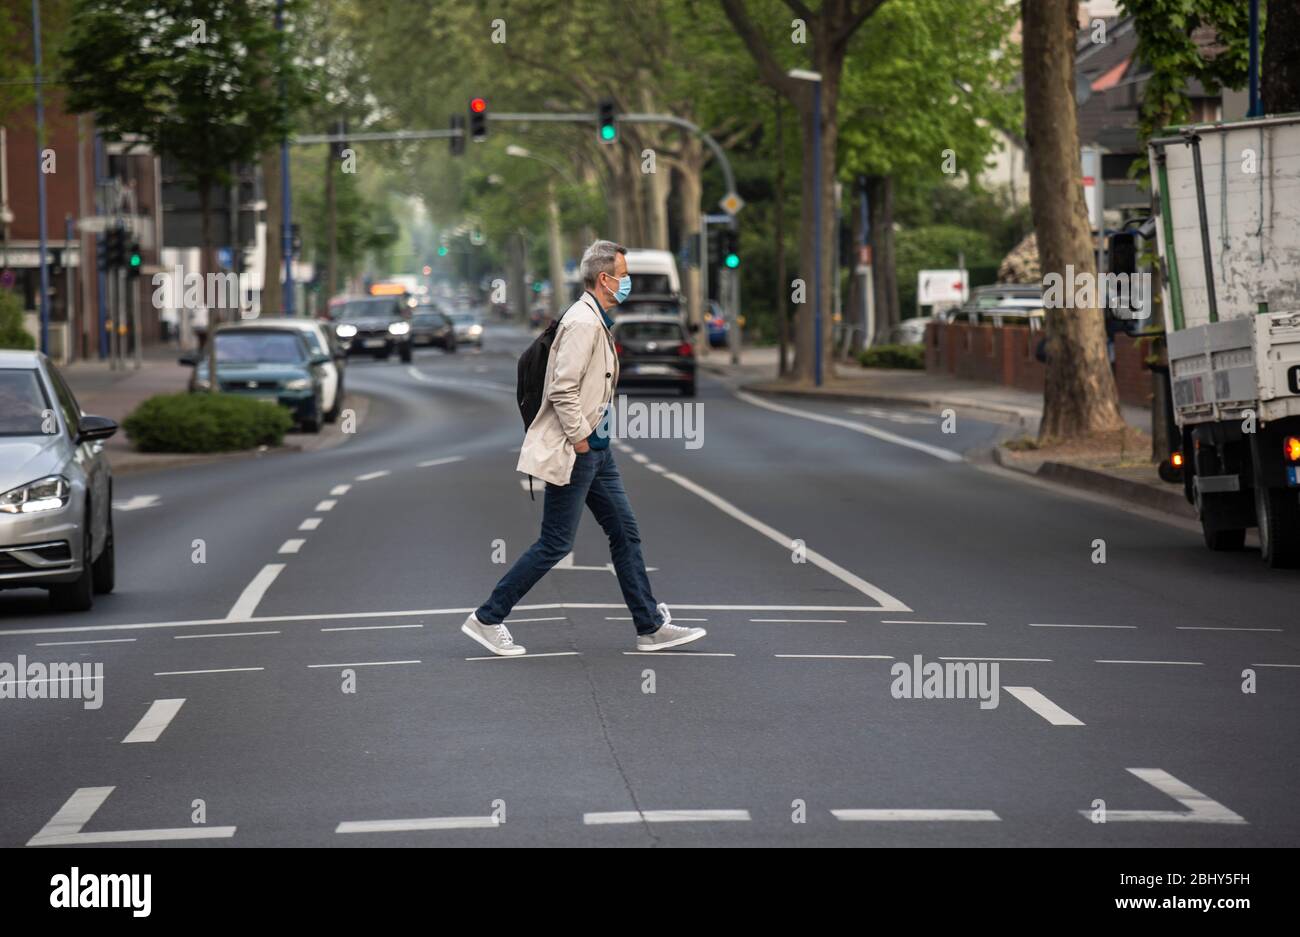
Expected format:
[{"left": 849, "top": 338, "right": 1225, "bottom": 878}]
[
  {"left": 506, "top": 145, "right": 572, "bottom": 318},
  {"left": 788, "top": 69, "right": 824, "bottom": 386}
]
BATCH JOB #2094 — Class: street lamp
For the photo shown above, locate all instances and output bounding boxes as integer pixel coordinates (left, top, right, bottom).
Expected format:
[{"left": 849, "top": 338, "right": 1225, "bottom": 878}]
[
  {"left": 505, "top": 146, "right": 572, "bottom": 319},
  {"left": 788, "top": 68, "right": 824, "bottom": 387}
]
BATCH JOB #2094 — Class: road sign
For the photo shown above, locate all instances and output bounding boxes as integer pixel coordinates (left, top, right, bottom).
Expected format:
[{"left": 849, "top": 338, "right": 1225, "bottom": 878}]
[
  {"left": 703, "top": 213, "right": 731, "bottom": 225},
  {"left": 719, "top": 192, "right": 745, "bottom": 215},
  {"left": 917, "top": 269, "right": 968, "bottom": 306}
]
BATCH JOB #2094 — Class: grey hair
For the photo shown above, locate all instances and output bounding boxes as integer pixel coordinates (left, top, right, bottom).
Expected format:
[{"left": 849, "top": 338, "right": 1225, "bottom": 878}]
[{"left": 580, "top": 239, "right": 627, "bottom": 287}]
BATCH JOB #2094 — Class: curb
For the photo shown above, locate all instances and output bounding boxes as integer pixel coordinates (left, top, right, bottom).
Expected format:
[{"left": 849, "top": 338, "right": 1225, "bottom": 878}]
[
  {"left": 990, "top": 447, "right": 1196, "bottom": 519},
  {"left": 737, "top": 380, "right": 1038, "bottom": 428}
]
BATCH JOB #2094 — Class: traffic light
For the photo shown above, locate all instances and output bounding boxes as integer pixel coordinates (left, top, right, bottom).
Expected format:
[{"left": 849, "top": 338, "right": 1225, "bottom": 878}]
[
  {"left": 450, "top": 114, "right": 465, "bottom": 156},
  {"left": 127, "top": 242, "right": 142, "bottom": 277},
  {"left": 720, "top": 228, "right": 740, "bottom": 269},
  {"left": 598, "top": 99, "right": 616, "bottom": 144},
  {"left": 105, "top": 225, "right": 125, "bottom": 269},
  {"left": 437, "top": 245, "right": 449, "bottom": 257},
  {"left": 469, "top": 98, "right": 488, "bottom": 142}
]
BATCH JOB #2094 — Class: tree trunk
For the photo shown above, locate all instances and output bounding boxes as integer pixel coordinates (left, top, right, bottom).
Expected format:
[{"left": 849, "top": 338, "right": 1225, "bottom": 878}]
[
  {"left": 676, "top": 150, "right": 704, "bottom": 336},
  {"left": 199, "top": 182, "right": 219, "bottom": 392},
  {"left": 866, "top": 174, "right": 899, "bottom": 343},
  {"left": 1022, "top": 0, "right": 1124, "bottom": 441},
  {"left": 1263, "top": 0, "right": 1300, "bottom": 113},
  {"left": 261, "top": 149, "right": 281, "bottom": 317},
  {"left": 545, "top": 178, "right": 565, "bottom": 320},
  {"left": 326, "top": 146, "right": 338, "bottom": 303}
]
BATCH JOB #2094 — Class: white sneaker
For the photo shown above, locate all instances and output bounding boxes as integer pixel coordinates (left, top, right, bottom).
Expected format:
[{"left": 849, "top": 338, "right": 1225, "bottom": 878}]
[
  {"left": 461, "top": 613, "right": 526, "bottom": 656},
  {"left": 635, "top": 603, "right": 707, "bottom": 651}
]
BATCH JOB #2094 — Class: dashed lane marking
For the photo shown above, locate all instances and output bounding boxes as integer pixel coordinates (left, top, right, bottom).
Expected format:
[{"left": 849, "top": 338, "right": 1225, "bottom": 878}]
[
  {"left": 1005, "top": 686, "right": 1084, "bottom": 726},
  {"left": 504, "top": 616, "right": 567, "bottom": 623},
  {"left": 751, "top": 618, "right": 846, "bottom": 623},
  {"left": 418, "top": 456, "right": 466, "bottom": 468},
  {"left": 279, "top": 539, "right": 305, "bottom": 554},
  {"left": 776, "top": 654, "right": 893, "bottom": 660},
  {"left": 174, "top": 631, "right": 280, "bottom": 640},
  {"left": 1030, "top": 623, "right": 1136, "bottom": 630},
  {"left": 1177, "top": 626, "right": 1283, "bottom": 632},
  {"left": 26, "top": 787, "right": 236, "bottom": 846},
  {"left": 355, "top": 470, "right": 390, "bottom": 481},
  {"left": 940, "top": 656, "right": 1051, "bottom": 663},
  {"left": 833, "top": 809, "right": 1000, "bottom": 822},
  {"left": 155, "top": 667, "right": 264, "bottom": 676},
  {"left": 584, "top": 809, "right": 750, "bottom": 825},
  {"left": 321, "top": 624, "right": 423, "bottom": 632},
  {"left": 622, "top": 652, "right": 736, "bottom": 657},
  {"left": 122, "top": 699, "right": 185, "bottom": 743},
  {"left": 315, "top": 499, "right": 337, "bottom": 511},
  {"left": 465, "top": 651, "right": 581, "bottom": 662},
  {"left": 882, "top": 620, "right": 986, "bottom": 626},
  {"left": 299, "top": 518, "right": 322, "bottom": 531},
  {"left": 337, "top": 816, "right": 499, "bottom": 834},
  {"left": 1095, "top": 659, "right": 1203, "bottom": 666},
  {"left": 330, "top": 484, "right": 351, "bottom": 496},
  {"left": 36, "top": 638, "right": 136, "bottom": 647},
  {"left": 307, "top": 660, "right": 421, "bottom": 669}
]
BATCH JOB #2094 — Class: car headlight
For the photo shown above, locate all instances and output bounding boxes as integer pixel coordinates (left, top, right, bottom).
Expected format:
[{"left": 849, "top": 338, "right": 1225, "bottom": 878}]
[
  {"left": 283, "top": 378, "right": 311, "bottom": 391},
  {"left": 193, "top": 375, "right": 212, "bottom": 391},
  {"left": 468, "top": 324, "right": 483, "bottom": 336},
  {"left": 0, "top": 475, "right": 71, "bottom": 515},
  {"left": 336, "top": 324, "right": 357, "bottom": 338},
  {"left": 388, "top": 321, "right": 410, "bottom": 336}
]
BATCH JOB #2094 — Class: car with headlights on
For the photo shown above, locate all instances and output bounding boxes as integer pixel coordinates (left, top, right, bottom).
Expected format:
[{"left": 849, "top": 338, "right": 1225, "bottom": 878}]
[
  {"left": 0, "top": 350, "right": 118, "bottom": 611},
  {"left": 446, "top": 311, "right": 483, "bottom": 349},
  {"left": 182, "top": 326, "right": 329, "bottom": 432},
  {"left": 328, "top": 294, "right": 413, "bottom": 362},
  {"left": 411, "top": 304, "right": 458, "bottom": 352}
]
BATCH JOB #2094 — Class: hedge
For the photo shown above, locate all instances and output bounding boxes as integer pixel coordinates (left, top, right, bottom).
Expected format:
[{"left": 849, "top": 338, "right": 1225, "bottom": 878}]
[
  {"left": 0, "top": 288, "right": 35, "bottom": 350},
  {"left": 123, "top": 392, "right": 295, "bottom": 453},
  {"left": 858, "top": 344, "right": 925, "bottom": 370}
]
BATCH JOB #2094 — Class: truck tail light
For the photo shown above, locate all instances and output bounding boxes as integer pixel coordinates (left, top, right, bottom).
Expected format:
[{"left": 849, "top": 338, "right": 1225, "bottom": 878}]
[
  {"left": 1285, "top": 437, "right": 1300, "bottom": 462},
  {"left": 1171, "top": 451, "right": 1184, "bottom": 468}
]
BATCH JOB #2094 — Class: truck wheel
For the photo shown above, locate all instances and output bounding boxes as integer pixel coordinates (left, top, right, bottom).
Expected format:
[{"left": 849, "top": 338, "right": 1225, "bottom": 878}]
[
  {"left": 1255, "top": 485, "right": 1300, "bottom": 568},
  {"left": 1196, "top": 491, "right": 1246, "bottom": 551}
]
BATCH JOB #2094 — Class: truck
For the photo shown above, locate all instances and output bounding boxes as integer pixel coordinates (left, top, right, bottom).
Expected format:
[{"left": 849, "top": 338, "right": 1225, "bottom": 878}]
[{"left": 1149, "top": 115, "right": 1300, "bottom": 567}]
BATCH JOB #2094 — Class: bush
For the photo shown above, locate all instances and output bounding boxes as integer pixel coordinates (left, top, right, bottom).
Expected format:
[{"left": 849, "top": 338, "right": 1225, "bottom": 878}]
[
  {"left": 859, "top": 344, "right": 925, "bottom": 370},
  {"left": 123, "top": 392, "right": 295, "bottom": 453},
  {"left": 0, "top": 288, "right": 36, "bottom": 350}
]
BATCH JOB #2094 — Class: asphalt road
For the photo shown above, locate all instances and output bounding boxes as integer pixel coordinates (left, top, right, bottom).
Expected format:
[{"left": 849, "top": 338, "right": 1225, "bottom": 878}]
[{"left": 2, "top": 322, "right": 1297, "bottom": 847}]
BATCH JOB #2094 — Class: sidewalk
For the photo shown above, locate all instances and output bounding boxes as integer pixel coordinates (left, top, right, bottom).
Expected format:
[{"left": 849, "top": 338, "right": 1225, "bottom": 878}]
[
  {"left": 701, "top": 344, "right": 1191, "bottom": 520},
  {"left": 62, "top": 346, "right": 362, "bottom": 475}
]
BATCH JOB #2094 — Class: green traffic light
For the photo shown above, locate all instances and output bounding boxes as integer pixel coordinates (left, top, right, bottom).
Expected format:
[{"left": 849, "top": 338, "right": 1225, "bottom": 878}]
[
  {"left": 438, "top": 246, "right": 448, "bottom": 257},
  {"left": 600, "top": 125, "right": 616, "bottom": 141},
  {"left": 725, "top": 254, "right": 740, "bottom": 269},
  {"left": 129, "top": 253, "right": 141, "bottom": 268}
]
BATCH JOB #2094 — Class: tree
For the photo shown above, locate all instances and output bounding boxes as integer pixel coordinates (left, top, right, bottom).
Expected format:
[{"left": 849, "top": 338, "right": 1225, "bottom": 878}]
[
  {"left": 61, "top": 0, "right": 304, "bottom": 382},
  {"left": 1022, "top": 0, "right": 1124, "bottom": 441},
  {"left": 720, "top": 0, "right": 891, "bottom": 385},
  {"left": 1263, "top": 0, "right": 1300, "bottom": 113}
]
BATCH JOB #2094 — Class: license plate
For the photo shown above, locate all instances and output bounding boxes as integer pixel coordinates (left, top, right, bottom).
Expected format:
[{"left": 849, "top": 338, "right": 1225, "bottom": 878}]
[
  {"left": 363, "top": 338, "right": 385, "bottom": 348},
  {"left": 632, "top": 364, "right": 672, "bottom": 376},
  {"left": 1288, "top": 466, "right": 1300, "bottom": 487}
]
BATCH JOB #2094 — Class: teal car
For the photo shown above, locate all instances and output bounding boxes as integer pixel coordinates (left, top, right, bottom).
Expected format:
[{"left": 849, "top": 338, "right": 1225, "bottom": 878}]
[{"left": 181, "top": 326, "right": 329, "bottom": 433}]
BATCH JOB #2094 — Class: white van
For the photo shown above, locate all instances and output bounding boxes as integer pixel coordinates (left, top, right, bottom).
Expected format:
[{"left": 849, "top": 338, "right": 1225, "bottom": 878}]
[{"left": 623, "top": 248, "right": 681, "bottom": 302}]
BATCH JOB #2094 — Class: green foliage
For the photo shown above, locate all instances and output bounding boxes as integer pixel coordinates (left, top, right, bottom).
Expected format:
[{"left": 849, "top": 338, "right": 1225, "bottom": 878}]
[
  {"left": 1121, "top": 0, "right": 1251, "bottom": 181},
  {"left": 895, "top": 224, "right": 1000, "bottom": 314},
  {"left": 859, "top": 344, "right": 925, "bottom": 370},
  {"left": 123, "top": 392, "right": 294, "bottom": 453},
  {"left": 0, "top": 289, "right": 36, "bottom": 350}
]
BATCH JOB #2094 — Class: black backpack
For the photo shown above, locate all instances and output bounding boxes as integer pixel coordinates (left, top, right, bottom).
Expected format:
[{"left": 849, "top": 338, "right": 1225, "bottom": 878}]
[{"left": 516, "top": 302, "right": 578, "bottom": 429}]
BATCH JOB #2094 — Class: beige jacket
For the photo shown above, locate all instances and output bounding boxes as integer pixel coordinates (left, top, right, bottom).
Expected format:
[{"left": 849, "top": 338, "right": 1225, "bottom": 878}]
[{"left": 517, "top": 292, "right": 619, "bottom": 486}]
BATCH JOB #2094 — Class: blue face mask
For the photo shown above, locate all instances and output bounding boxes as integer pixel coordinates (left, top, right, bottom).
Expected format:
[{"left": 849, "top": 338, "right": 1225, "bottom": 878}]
[{"left": 606, "top": 273, "right": 632, "bottom": 304}]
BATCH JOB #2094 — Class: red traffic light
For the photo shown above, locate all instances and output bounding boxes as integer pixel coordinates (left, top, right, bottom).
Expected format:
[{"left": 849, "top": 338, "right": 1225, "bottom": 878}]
[{"left": 470, "top": 98, "right": 487, "bottom": 114}]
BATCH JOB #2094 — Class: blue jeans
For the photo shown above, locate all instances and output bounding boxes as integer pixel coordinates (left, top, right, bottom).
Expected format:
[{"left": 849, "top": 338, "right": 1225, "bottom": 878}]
[{"left": 477, "top": 448, "right": 664, "bottom": 635}]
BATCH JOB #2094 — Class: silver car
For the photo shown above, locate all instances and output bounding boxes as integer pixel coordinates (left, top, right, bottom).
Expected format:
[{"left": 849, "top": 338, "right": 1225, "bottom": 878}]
[{"left": 0, "top": 350, "right": 118, "bottom": 611}]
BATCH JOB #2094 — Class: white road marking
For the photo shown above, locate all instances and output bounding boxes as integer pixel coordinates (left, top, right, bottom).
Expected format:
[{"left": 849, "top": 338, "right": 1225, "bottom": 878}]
[
  {"left": 111, "top": 494, "right": 160, "bottom": 512},
  {"left": 1252, "top": 662, "right": 1300, "bottom": 668},
  {"left": 307, "top": 660, "right": 421, "bottom": 669},
  {"left": 519, "top": 478, "right": 534, "bottom": 493},
  {"left": 405, "top": 366, "right": 512, "bottom": 392},
  {"left": 355, "top": 470, "right": 390, "bottom": 481},
  {"left": 1005, "top": 686, "right": 1084, "bottom": 726},
  {"left": 27, "top": 787, "right": 236, "bottom": 846},
  {"left": 315, "top": 499, "right": 337, "bottom": 511},
  {"left": 940, "top": 656, "right": 1052, "bottom": 662},
  {"left": 1080, "top": 768, "right": 1246, "bottom": 824},
  {"left": 36, "top": 638, "right": 136, "bottom": 647},
  {"left": 607, "top": 616, "right": 707, "bottom": 621},
  {"left": 504, "top": 616, "right": 567, "bottom": 623},
  {"left": 122, "top": 699, "right": 185, "bottom": 743},
  {"left": 321, "top": 624, "right": 423, "bottom": 632},
  {"left": 1096, "top": 659, "right": 1203, "bottom": 666},
  {"left": 622, "top": 651, "right": 736, "bottom": 657},
  {"left": 299, "top": 517, "right": 322, "bottom": 531},
  {"left": 465, "top": 651, "right": 581, "bottom": 661},
  {"left": 882, "top": 620, "right": 986, "bottom": 626},
  {"left": 337, "top": 816, "right": 499, "bottom": 834},
  {"left": 1, "top": 674, "right": 105, "bottom": 689},
  {"left": 418, "top": 456, "right": 466, "bottom": 468},
  {"left": 653, "top": 470, "right": 911, "bottom": 612},
  {"left": 330, "top": 484, "right": 351, "bottom": 496},
  {"left": 646, "top": 463, "right": 667, "bottom": 473},
  {"left": 1030, "top": 622, "right": 1136, "bottom": 630},
  {"left": 833, "top": 809, "right": 1000, "bottom": 822},
  {"left": 0, "top": 603, "right": 901, "bottom": 638},
  {"left": 750, "top": 618, "right": 846, "bottom": 623},
  {"left": 631, "top": 453, "right": 650, "bottom": 464},
  {"left": 737, "top": 391, "right": 964, "bottom": 463},
  {"left": 155, "top": 667, "right": 264, "bottom": 676},
  {"left": 777, "top": 654, "right": 893, "bottom": 659},
  {"left": 848, "top": 406, "right": 938, "bottom": 425},
  {"left": 1177, "top": 626, "right": 1282, "bottom": 632},
  {"left": 584, "top": 809, "right": 750, "bottom": 825},
  {"left": 225, "top": 563, "right": 284, "bottom": 620},
  {"left": 279, "top": 539, "right": 305, "bottom": 554},
  {"left": 174, "top": 631, "right": 280, "bottom": 640}
]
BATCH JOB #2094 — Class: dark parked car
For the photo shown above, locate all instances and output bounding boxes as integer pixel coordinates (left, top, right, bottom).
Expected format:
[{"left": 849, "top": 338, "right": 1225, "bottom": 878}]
[
  {"left": 613, "top": 315, "right": 696, "bottom": 397},
  {"left": 328, "top": 295, "right": 413, "bottom": 362},
  {"left": 411, "top": 305, "right": 457, "bottom": 351}
]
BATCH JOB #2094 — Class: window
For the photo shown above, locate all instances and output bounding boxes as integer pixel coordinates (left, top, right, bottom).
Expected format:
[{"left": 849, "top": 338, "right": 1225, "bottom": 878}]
[
  {"left": 47, "top": 365, "right": 83, "bottom": 436},
  {"left": 616, "top": 321, "right": 685, "bottom": 342},
  {"left": 0, "top": 369, "right": 53, "bottom": 436}
]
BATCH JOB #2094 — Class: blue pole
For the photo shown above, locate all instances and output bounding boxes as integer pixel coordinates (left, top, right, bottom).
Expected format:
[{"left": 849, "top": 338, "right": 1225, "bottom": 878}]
[
  {"left": 1247, "top": 0, "right": 1261, "bottom": 117},
  {"left": 277, "top": 0, "right": 294, "bottom": 316},
  {"left": 812, "top": 79, "right": 823, "bottom": 387},
  {"left": 31, "top": 0, "right": 50, "bottom": 356}
]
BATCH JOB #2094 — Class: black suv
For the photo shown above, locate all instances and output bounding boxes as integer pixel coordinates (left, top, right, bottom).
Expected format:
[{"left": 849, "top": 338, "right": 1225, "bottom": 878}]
[{"left": 329, "top": 295, "right": 414, "bottom": 362}]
